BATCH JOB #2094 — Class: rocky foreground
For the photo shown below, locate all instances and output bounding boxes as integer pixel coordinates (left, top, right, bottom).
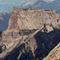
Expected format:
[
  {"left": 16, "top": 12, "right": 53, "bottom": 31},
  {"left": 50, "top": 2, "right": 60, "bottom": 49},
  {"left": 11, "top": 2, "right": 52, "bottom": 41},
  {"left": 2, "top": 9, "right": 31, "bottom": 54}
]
[{"left": 0, "top": 8, "right": 60, "bottom": 60}]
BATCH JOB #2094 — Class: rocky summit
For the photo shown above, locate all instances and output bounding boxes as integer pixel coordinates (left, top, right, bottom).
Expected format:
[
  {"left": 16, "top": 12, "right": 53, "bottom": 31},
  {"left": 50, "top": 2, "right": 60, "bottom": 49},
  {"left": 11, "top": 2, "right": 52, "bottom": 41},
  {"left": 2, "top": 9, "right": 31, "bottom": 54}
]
[{"left": 0, "top": 7, "right": 60, "bottom": 60}]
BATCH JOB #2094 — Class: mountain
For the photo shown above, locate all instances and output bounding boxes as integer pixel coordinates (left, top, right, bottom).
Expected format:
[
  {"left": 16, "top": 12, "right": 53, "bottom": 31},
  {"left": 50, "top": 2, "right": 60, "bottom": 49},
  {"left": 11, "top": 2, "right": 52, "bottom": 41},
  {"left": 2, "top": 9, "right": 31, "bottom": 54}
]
[
  {"left": 7, "top": 7, "right": 60, "bottom": 31},
  {"left": 0, "top": 8, "right": 60, "bottom": 60}
]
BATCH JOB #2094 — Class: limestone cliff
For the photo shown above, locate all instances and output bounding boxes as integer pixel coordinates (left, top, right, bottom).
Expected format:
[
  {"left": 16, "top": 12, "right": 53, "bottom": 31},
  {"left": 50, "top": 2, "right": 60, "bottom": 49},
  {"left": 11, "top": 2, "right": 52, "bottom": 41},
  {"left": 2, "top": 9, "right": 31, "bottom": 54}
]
[
  {"left": 7, "top": 8, "right": 60, "bottom": 31},
  {"left": 0, "top": 8, "right": 60, "bottom": 60}
]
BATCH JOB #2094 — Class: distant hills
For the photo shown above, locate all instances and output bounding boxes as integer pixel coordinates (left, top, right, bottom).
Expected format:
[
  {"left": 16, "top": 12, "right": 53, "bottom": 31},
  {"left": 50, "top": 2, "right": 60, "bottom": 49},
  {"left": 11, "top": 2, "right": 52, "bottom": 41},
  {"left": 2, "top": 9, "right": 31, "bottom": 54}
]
[{"left": 0, "top": 12, "right": 10, "bottom": 31}]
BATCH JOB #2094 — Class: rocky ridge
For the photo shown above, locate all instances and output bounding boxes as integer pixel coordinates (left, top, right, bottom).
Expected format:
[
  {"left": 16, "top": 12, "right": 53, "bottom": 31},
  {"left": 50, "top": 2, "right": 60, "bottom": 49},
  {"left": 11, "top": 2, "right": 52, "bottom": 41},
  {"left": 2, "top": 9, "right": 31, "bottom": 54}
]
[{"left": 0, "top": 8, "right": 60, "bottom": 60}]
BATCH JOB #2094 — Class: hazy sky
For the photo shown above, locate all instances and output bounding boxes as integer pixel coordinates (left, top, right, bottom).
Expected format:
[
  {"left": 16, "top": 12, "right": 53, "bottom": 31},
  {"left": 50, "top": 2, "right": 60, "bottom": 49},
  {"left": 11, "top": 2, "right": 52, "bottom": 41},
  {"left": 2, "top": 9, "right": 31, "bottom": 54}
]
[{"left": 0, "top": 0, "right": 60, "bottom": 12}]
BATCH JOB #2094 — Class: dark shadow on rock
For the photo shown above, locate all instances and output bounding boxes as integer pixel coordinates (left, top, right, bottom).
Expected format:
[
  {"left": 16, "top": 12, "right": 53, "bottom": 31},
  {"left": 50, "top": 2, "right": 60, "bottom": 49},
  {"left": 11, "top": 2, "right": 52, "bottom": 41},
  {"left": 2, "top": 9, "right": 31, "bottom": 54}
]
[
  {"left": 5, "top": 43, "right": 34, "bottom": 60},
  {"left": 34, "top": 29, "right": 60, "bottom": 60},
  {"left": 19, "top": 49, "right": 34, "bottom": 60}
]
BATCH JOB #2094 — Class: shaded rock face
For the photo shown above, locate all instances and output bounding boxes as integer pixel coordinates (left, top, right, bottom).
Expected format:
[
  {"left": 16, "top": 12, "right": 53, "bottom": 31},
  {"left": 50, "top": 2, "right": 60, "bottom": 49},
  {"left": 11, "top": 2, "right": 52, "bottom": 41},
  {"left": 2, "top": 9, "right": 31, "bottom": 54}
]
[
  {"left": 34, "top": 29, "right": 60, "bottom": 60},
  {"left": 0, "top": 8, "right": 60, "bottom": 60}
]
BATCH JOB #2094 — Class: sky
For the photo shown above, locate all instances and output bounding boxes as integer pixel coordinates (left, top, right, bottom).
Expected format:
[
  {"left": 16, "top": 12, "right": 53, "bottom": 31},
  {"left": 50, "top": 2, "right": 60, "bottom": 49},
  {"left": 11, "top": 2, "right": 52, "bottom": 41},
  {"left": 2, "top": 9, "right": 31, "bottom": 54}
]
[{"left": 0, "top": 0, "right": 60, "bottom": 12}]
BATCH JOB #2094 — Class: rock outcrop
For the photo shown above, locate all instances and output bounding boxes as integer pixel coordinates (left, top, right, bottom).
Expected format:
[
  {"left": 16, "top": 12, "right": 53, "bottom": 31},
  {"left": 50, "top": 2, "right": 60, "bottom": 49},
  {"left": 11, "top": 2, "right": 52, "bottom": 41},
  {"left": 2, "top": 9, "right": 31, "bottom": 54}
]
[{"left": 0, "top": 7, "right": 60, "bottom": 60}]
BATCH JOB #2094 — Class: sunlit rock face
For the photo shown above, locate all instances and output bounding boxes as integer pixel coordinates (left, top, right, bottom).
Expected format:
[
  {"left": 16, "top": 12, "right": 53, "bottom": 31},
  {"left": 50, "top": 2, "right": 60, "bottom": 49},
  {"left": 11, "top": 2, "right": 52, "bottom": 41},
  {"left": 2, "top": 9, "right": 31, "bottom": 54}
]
[
  {"left": 1, "top": 7, "right": 60, "bottom": 60},
  {"left": 7, "top": 8, "right": 60, "bottom": 31}
]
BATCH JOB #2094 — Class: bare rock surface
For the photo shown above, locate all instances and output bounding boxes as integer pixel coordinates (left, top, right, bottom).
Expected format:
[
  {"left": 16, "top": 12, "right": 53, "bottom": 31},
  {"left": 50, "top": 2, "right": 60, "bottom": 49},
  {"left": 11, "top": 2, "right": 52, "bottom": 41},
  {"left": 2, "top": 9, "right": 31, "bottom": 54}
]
[{"left": 0, "top": 8, "right": 60, "bottom": 60}]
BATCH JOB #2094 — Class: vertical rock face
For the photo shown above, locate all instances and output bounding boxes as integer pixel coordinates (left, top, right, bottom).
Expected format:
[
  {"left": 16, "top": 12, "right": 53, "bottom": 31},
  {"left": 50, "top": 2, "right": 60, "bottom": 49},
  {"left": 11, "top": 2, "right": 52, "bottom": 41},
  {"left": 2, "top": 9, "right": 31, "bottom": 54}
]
[
  {"left": 7, "top": 8, "right": 60, "bottom": 31},
  {"left": 1, "top": 8, "right": 60, "bottom": 60},
  {"left": 8, "top": 8, "right": 19, "bottom": 32}
]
